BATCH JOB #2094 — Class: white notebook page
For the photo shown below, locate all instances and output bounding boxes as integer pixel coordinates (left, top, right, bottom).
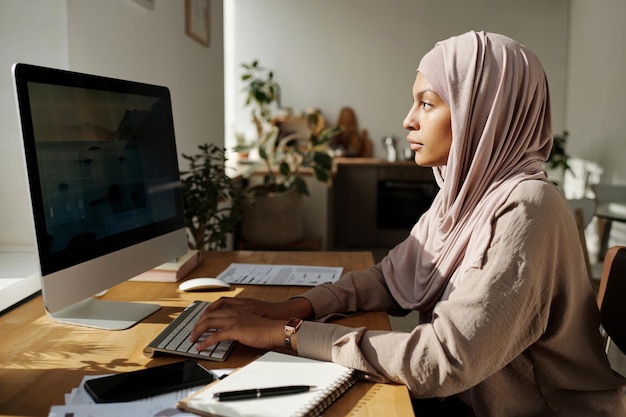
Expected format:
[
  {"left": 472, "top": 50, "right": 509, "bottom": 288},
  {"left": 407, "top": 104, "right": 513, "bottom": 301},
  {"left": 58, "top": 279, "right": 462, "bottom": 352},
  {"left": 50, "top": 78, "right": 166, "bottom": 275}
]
[{"left": 180, "top": 351, "right": 357, "bottom": 417}]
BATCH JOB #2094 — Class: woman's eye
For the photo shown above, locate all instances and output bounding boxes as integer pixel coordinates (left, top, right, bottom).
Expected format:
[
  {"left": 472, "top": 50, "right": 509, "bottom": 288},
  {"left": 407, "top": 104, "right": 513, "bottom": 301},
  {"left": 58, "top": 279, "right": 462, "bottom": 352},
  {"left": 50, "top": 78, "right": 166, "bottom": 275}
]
[{"left": 420, "top": 101, "right": 432, "bottom": 109}]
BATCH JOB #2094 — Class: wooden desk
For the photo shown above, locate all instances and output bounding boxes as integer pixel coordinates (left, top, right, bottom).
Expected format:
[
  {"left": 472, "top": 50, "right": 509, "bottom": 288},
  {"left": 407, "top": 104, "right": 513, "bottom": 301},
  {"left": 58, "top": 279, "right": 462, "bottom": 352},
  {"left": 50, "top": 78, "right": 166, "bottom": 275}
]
[{"left": 1, "top": 251, "right": 412, "bottom": 417}]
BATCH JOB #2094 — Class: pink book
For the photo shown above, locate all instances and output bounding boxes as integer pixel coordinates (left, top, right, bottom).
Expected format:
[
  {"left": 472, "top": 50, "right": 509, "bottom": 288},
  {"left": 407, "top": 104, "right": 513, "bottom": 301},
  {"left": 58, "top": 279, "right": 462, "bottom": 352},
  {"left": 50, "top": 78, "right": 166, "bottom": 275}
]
[{"left": 130, "top": 250, "right": 200, "bottom": 282}]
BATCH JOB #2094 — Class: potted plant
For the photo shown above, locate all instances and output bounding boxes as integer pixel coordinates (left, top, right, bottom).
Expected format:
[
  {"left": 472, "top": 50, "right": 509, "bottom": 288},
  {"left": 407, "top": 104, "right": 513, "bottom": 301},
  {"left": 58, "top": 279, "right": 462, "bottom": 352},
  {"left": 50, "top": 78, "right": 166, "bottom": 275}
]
[
  {"left": 545, "top": 130, "right": 572, "bottom": 187},
  {"left": 236, "top": 60, "right": 340, "bottom": 196},
  {"left": 233, "top": 60, "right": 341, "bottom": 246},
  {"left": 240, "top": 60, "right": 280, "bottom": 142},
  {"left": 180, "top": 143, "right": 243, "bottom": 251},
  {"left": 235, "top": 114, "right": 340, "bottom": 246},
  {"left": 241, "top": 114, "right": 339, "bottom": 196},
  {"left": 547, "top": 130, "right": 571, "bottom": 173}
]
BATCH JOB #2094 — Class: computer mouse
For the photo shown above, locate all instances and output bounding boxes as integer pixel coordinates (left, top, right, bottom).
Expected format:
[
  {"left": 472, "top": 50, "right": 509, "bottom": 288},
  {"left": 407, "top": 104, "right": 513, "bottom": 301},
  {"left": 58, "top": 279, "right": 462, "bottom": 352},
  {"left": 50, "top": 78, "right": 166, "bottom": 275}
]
[{"left": 178, "top": 277, "right": 231, "bottom": 292}]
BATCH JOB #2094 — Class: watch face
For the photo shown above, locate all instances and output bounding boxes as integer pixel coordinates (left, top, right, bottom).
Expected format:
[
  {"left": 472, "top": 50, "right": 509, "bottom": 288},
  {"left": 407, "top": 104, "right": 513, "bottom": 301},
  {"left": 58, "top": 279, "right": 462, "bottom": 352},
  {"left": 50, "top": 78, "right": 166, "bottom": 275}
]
[
  {"left": 284, "top": 318, "right": 303, "bottom": 349},
  {"left": 286, "top": 318, "right": 302, "bottom": 329}
]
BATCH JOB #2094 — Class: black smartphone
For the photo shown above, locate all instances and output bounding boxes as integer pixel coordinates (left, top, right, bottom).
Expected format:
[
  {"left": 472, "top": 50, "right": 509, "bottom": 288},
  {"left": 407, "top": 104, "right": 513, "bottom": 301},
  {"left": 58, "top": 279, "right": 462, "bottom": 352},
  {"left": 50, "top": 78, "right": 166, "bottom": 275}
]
[{"left": 84, "top": 360, "right": 215, "bottom": 403}]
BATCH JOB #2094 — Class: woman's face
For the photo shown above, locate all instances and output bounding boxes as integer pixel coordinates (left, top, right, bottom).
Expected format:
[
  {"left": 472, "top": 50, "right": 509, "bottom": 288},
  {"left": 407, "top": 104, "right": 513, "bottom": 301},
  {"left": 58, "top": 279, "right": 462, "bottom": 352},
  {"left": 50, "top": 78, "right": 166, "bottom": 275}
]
[{"left": 403, "top": 72, "right": 452, "bottom": 167}]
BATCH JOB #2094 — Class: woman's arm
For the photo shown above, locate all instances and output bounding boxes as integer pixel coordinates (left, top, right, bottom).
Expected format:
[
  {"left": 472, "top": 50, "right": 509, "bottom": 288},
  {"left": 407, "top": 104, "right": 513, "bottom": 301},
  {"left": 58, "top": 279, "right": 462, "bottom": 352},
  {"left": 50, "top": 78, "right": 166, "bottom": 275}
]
[
  {"left": 296, "top": 184, "right": 582, "bottom": 397},
  {"left": 190, "top": 262, "right": 403, "bottom": 352},
  {"left": 297, "top": 263, "right": 406, "bottom": 319}
]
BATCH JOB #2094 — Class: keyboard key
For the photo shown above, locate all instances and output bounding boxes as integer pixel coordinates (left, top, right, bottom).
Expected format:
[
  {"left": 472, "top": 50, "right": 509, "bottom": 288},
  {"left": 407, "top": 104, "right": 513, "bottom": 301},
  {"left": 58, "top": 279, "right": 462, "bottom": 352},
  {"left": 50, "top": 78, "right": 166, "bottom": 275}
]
[{"left": 143, "top": 301, "right": 235, "bottom": 362}]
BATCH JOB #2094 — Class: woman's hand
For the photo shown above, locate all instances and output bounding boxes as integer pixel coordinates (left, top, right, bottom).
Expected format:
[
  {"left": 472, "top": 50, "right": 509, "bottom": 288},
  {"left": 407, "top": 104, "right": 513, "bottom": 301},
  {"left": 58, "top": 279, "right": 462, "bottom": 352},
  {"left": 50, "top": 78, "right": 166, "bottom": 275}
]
[
  {"left": 190, "top": 308, "right": 285, "bottom": 351},
  {"left": 189, "top": 297, "right": 313, "bottom": 352}
]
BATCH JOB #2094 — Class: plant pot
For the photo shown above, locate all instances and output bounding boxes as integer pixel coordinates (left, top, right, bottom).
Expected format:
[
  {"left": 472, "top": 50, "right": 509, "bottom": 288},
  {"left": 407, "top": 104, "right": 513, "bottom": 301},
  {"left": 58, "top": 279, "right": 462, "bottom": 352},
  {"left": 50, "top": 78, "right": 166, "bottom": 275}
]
[{"left": 240, "top": 187, "right": 303, "bottom": 246}]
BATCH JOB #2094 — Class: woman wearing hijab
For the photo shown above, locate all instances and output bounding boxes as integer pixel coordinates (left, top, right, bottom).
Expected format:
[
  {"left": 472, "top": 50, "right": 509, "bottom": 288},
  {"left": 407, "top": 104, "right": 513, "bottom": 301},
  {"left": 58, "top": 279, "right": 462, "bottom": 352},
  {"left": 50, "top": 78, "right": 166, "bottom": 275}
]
[{"left": 191, "top": 31, "right": 626, "bottom": 416}]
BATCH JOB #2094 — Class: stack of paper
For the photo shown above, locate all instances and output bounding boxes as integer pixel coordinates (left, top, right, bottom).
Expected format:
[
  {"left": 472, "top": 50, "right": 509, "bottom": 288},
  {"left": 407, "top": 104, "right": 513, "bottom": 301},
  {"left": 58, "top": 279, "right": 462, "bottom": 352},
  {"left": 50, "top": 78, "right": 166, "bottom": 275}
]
[
  {"left": 216, "top": 263, "right": 343, "bottom": 286},
  {"left": 48, "top": 370, "right": 231, "bottom": 417}
]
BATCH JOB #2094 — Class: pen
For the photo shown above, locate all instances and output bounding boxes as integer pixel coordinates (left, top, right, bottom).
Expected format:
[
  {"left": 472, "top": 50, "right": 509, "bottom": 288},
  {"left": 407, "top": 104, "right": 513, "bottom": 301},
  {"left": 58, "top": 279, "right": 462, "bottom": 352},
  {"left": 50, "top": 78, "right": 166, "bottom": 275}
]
[{"left": 212, "top": 385, "right": 315, "bottom": 401}]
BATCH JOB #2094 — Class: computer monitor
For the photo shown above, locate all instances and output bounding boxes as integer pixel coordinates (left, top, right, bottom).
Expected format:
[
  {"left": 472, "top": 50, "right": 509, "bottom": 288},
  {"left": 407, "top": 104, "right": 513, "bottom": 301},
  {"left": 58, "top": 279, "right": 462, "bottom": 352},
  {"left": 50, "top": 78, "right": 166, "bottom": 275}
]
[{"left": 12, "top": 63, "right": 188, "bottom": 330}]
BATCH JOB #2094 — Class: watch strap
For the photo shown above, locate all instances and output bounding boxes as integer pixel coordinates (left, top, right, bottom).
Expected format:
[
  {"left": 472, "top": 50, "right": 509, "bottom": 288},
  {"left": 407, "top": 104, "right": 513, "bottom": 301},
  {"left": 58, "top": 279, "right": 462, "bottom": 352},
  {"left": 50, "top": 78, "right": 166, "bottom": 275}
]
[{"left": 284, "top": 317, "right": 303, "bottom": 349}]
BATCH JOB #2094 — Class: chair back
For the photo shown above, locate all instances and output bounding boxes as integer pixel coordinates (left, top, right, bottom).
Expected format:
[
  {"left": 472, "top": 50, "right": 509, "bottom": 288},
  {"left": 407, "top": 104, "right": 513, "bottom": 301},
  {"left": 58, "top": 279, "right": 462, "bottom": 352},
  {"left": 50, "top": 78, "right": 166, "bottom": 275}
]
[{"left": 597, "top": 246, "right": 626, "bottom": 354}]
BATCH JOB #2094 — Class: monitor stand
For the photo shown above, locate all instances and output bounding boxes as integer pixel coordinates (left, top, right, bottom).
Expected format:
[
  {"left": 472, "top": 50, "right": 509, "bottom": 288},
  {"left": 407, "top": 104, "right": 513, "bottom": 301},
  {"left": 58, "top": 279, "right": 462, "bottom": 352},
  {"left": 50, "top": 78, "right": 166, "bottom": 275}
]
[{"left": 47, "top": 297, "right": 160, "bottom": 330}]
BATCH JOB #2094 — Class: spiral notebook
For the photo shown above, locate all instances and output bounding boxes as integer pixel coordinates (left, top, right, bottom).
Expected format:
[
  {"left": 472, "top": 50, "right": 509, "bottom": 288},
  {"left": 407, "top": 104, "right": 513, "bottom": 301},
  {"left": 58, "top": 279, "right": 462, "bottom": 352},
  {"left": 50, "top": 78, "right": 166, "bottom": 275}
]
[{"left": 177, "top": 351, "right": 359, "bottom": 417}]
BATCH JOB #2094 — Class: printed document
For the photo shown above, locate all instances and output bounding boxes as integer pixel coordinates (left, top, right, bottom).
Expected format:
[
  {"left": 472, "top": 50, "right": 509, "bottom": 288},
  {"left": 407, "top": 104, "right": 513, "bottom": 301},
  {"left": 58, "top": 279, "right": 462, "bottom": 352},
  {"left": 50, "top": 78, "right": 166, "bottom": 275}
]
[{"left": 216, "top": 263, "right": 343, "bottom": 286}]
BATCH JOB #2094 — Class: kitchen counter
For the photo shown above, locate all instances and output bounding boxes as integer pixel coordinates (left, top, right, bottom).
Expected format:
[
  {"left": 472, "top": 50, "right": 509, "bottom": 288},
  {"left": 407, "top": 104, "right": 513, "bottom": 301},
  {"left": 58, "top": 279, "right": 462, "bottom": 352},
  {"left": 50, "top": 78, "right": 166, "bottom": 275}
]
[
  {"left": 227, "top": 155, "right": 424, "bottom": 178},
  {"left": 333, "top": 157, "right": 421, "bottom": 167},
  {"left": 226, "top": 154, "right": 435, "bottom": 251}
]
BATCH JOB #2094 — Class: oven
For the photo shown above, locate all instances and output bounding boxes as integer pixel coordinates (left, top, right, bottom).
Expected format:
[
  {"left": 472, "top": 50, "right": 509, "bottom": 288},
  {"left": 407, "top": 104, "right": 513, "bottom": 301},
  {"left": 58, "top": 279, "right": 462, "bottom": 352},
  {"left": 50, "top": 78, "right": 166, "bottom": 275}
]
[{"left": 377, "top": 180, "right": 437, "bottom": 229}]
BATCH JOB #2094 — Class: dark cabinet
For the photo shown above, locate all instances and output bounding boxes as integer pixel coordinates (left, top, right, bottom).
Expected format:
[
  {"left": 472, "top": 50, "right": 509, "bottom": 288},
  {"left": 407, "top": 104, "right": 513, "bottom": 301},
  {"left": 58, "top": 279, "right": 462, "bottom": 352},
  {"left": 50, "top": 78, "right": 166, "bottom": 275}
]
[{"left": 330, "top": 159, "right": 437, "bottom": 250}]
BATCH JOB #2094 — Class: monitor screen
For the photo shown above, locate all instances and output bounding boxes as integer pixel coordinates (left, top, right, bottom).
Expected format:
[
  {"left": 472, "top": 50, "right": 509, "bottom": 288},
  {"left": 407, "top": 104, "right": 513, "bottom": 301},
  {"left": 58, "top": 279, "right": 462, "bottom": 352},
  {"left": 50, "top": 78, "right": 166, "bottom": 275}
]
[{"left": 13, "top": 63, "right": 188, "bottom": 329}]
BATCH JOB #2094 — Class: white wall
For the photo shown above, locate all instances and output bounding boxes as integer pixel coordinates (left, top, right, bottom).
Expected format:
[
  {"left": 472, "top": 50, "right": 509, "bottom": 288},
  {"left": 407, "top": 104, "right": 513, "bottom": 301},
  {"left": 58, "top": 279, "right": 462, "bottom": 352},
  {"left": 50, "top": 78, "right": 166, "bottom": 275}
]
[
  {"left": 0, "top": 0, "right": 224, "bottom": 248},
  {"left": 226, "top": 0, "right": 570, "bottom": 159},
  {"left": 3, "top": 0, "right": 624, "bottom": 250},
  {"left": 566, "top": 0, "right": 626, "bottom": 185},
  {"left": 66, "top": 0, "right": 225, "bottom": 160},
  {"left": 225, "top": 0, "right": 571, "bottom": 246},
  {"left": 567, "top": 0, "right": 626, "bottom": 256},
  {"left": 0, "top": 1, "right": 69, "bottom": 248}
]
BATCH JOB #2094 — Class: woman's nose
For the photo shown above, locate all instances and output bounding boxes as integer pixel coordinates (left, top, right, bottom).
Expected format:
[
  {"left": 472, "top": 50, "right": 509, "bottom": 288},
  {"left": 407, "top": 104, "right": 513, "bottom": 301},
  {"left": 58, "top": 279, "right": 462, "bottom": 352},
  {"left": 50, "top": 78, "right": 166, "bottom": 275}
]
[{"left": 403, "top": 108, "right": 417, "bottom": 130}]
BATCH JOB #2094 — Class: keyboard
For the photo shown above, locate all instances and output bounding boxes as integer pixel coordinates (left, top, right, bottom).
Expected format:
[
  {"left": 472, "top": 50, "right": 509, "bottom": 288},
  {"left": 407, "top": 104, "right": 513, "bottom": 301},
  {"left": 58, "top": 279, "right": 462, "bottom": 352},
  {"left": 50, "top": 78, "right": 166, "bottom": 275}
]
[{"left": 143, "top": 300, "right": 235, "bottom": 362}]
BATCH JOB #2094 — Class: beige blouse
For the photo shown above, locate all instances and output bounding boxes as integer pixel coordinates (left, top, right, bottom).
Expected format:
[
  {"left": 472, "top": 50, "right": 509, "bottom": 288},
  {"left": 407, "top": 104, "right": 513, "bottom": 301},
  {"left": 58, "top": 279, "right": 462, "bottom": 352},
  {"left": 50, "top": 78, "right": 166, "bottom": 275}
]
[{"left": 296, "top": 180, "right": 626, "bottom": 416}]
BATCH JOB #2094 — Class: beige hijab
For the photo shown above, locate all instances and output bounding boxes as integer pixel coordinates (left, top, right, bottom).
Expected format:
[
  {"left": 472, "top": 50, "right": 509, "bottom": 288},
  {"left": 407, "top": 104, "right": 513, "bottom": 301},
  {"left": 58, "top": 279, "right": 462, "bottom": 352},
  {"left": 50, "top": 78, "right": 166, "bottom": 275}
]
[{"left": 382, "top": 31, "right": 553, "bottom": 311}]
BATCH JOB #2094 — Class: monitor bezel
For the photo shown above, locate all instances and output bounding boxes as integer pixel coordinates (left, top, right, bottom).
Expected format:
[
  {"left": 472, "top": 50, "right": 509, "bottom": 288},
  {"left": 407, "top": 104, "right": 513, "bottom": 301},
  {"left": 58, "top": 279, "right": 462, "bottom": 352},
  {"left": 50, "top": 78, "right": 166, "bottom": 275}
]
[
  {"left": 12, "top": 63, "right": 188, "bottom": 321},
  {"left": 13, "top": 63, "right": 185, "bottom": 276}
]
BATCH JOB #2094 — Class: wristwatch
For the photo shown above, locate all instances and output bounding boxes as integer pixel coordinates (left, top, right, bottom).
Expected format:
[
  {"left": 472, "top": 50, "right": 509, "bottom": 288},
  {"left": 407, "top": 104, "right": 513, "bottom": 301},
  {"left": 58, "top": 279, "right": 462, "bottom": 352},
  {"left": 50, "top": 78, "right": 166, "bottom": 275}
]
[{"left": 284, "top": 317, "right": 303, "bottom": 349}]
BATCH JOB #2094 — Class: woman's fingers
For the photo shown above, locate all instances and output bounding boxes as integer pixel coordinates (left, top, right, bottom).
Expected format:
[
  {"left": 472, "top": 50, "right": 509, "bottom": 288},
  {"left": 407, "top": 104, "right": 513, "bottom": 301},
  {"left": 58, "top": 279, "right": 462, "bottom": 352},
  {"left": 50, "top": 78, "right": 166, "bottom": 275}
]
[
  {"left": 191, "top": 309, "right": 282, "bottom": 351},
  {"left": 190, "top": 297, "right": 313, "bottom": 351}
]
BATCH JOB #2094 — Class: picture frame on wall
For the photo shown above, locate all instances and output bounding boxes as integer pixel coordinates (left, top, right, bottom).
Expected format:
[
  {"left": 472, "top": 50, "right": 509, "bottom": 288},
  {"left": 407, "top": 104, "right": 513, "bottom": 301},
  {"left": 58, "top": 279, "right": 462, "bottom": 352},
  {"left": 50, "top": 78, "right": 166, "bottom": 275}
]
[{"left": 185, "top": 0, "right": 210, "bottom": 47}]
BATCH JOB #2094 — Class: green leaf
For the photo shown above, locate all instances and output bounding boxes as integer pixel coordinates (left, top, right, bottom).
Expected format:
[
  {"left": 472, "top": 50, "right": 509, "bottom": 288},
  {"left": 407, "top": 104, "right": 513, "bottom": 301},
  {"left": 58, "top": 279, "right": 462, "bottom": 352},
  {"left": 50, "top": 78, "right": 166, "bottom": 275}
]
[
  {"left": 314, "top": 167, "right": 329, "bottom": 183},
  {"left": 179, "top": 143, "right": 243, "bottom": 250},
  {"left": 293, "top": 177, "right": 309, "bottom": 196},
  {"left": 313, "top": 151, "right": 333, "bottom": 170},
  {"left": 279, "top": 161, "right": 291, "bottom": 177}
]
